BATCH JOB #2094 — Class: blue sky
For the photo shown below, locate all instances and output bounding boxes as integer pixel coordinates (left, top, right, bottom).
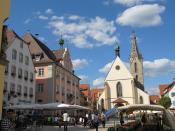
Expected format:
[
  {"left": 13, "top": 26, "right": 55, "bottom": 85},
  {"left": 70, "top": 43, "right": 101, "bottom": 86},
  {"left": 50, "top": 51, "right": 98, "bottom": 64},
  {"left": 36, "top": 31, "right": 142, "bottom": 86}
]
[{"left": 6, "top": 0, "right": 175, "bottom": 95}]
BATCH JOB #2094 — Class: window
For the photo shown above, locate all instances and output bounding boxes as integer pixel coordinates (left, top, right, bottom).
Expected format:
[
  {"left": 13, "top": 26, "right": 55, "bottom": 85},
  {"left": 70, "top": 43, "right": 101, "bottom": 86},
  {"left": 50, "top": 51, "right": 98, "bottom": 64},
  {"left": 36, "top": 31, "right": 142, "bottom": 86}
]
[
  {"left": 19, "top": 53, "right": 23, "bottom": 63},
  {"left": 38, "top": 68, "right": 44, "bottom": 77},
  {"left": 136, "top": 75, "right": 138, "bottom": 81},
  {"left": 25, "top": 56, "right": 29, "bottom": 65},
  {"left": 29, "top": 88, "right": 33, "bottom": 95},
  {"left": 24, "top": 86, "right": 28, "bottom": 96},
  {"left": 173, "top": 101, "right": 175, "bottom": 106},
  {"left": 11, "top": 65, "right": 16, "bottom": 77},
  {"left": 24, "top": 71, "right": 28, "bottom": 80},
  {"left": 20, "top": 41, "right": 23, "bottom": 48},
  {"left": 29, "top": 88, "right": 33, "bottom": 97},
  {"left": 12, "top": 49, "right": 17, "bottom": 60},
  {"left": 171, "top": 92, "right": 175, "bottom": 97},
  {"left": 134, "top": 63, "right": 137, "bottom": 73},
  {"left": 140, "top": 96, "right": 143, "bottom": 104},
  {"left": 30, "top": 73, "right": 33, "bottom": 82},
  {"left": 116, "top": 82, "right": 122, "bottom": 97},
  {"left": 10, "top": 83, "right": 15, "bottom": 94},
  {"left": 17, "top": 85, "right": 22, "bottom": 95},
  {"left": 4, "top": 82, "right": 7, "bottom": 92},
  {"left": 5, "top": 65, "right": 8, "bottom": 74},
  {"left": 38, "top": 84, "right": 44, "bottom": 92},
  {"left": 18, "top": 68, "right": 22, "bottom": 79}
]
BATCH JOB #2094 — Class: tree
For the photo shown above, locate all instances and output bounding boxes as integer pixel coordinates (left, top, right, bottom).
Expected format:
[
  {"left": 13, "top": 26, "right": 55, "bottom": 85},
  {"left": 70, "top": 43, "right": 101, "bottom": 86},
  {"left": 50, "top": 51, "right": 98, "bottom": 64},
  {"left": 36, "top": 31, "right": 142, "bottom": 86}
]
[{"left": 159, "top": 96, "right": 171, "bottom": 109}]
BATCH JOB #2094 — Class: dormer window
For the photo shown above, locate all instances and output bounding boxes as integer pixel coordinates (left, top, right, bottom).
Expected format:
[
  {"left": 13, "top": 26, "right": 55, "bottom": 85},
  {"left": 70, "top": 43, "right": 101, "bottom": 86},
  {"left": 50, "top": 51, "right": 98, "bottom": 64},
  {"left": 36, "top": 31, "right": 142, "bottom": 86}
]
[
  {"left": 32, "top": 53, "right": 44, "bottom": 61},
  {"left": 35, "top": 55, "right": 41, "bottom": 61}
]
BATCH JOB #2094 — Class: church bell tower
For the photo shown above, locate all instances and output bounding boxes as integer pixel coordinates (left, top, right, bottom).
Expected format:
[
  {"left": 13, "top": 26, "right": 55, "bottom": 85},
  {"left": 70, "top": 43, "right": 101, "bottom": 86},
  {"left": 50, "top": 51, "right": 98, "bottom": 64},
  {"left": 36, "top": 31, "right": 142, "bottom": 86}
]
[{"left": 130, "top": 31, "right": 144, "bottom": 90}]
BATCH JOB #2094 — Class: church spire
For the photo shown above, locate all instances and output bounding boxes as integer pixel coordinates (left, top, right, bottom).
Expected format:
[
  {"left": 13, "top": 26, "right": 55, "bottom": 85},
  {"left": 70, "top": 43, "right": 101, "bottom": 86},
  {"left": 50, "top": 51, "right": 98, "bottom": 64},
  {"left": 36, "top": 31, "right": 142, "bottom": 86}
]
[
  {"left": 130, "top": 31, "right": 144, "bottom": 90},
  {"left": 114, "top": 41, "right": 120, "bottom": 57}
]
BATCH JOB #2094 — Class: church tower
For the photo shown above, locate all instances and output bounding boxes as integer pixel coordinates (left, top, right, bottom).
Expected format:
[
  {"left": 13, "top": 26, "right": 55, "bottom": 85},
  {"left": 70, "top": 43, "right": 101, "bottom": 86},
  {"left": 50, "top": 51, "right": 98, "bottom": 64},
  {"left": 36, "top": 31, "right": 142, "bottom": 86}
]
[{"left": 130, "top": 31, "right": 144, "bottom": 90}]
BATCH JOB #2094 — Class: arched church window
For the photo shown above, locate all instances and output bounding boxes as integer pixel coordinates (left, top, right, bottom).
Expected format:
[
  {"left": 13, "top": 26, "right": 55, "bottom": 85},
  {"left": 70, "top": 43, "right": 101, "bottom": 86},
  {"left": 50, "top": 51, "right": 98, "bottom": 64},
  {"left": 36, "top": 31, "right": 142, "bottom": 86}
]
[
  {"left": 136, "top": 75, "right": 138, "bottom": 81},
  {"left": 116, "top": 82, "right": 122, "bottom": 97},
  {"left": 134, "top": 63, "right": 137, "bottom": 73},
  {"left": 140, "top": 96, "right": 143, "bottom": 104},
  {"left": 101, "top": 98, "right": 104, "bottom": 111}
]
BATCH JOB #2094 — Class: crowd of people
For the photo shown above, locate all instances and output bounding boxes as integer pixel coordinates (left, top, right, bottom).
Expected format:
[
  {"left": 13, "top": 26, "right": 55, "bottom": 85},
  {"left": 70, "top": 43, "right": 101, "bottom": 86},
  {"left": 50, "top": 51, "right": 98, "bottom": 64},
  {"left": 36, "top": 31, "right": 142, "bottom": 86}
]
[{"left": 0, "top": 109, "right": 106, "bottom": 131}]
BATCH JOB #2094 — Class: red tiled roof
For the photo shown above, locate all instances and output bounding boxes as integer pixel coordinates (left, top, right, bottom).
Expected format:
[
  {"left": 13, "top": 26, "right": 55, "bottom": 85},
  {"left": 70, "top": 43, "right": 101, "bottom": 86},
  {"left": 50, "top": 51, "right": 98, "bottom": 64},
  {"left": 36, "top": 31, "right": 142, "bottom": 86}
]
[
  {"left": 80, "top": 84, "right": 90, "bottom": 97},
  {"left": 149, "top": 95, "right": 160, "bottom": 104},
  {"left": 159, "top": 84, "right": 169, "bottom": 96}
]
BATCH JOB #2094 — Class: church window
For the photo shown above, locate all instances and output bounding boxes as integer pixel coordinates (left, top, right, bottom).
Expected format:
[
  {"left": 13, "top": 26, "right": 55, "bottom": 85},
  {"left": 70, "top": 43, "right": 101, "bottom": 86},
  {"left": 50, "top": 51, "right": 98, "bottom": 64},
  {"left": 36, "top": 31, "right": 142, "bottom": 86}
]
[
  {"left": 115, "top": 65, "right": 120, "bottom": 70},
  {"left": 116, "top": 82, "right": 122, "bottom": 97},
  {"left": 134, "top": 63, "right": 137, "bottom": 73},
  {"left": 136, "top": 75, "right": 138, "bottom": 81},
  {"left": 140, "top": 96, "right": 143, "bottom": 104}
]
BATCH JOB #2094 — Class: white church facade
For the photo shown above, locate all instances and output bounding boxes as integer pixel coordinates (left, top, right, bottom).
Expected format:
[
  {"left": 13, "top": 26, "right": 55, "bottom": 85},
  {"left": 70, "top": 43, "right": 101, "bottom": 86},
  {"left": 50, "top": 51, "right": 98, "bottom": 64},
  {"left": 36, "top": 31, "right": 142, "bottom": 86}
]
[{"left": 98, "top": 32, "right": 150, "bottom": 111}]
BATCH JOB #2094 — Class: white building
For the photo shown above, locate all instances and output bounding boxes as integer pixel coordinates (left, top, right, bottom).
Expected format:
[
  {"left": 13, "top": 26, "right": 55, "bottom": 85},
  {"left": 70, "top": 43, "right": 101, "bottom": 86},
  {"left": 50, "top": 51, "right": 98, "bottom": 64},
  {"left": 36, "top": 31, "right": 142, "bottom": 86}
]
[
  {"left": 98, "top": 32, "right": 150, "bottom": 110},
  {"left": 3, "top": 27, "right": 35, "bottom": 106}
]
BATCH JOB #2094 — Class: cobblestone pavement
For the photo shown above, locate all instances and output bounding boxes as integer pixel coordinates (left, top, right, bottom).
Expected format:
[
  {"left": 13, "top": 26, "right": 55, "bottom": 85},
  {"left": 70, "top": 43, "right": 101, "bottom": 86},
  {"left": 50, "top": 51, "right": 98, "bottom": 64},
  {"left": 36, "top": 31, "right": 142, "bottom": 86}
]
[{"left": 23, "top": 120, "right": 118, "bottom": 131}]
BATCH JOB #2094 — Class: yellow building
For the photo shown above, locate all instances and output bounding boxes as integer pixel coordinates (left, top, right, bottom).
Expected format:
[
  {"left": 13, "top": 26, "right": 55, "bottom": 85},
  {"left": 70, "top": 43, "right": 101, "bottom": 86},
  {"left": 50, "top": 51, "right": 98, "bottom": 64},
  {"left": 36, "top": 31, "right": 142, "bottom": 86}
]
[{"left": 0, "top": 0, "right": 10, "bottom": 120}]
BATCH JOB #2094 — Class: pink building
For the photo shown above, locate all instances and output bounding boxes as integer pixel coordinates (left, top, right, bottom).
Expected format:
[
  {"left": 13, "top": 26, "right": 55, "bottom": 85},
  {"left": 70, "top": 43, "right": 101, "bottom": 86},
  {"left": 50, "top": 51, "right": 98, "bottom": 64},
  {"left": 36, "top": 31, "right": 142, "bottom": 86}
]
[{"left": 23, "top": 33, "right": 80, "bottom": 105}]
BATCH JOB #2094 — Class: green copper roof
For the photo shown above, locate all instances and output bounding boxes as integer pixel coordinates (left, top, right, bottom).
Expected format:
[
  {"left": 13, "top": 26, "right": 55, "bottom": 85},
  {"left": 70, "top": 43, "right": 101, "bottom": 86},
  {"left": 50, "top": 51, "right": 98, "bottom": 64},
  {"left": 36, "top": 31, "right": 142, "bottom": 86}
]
[{"left": 114, "top": 41, "right": 120, "bottom": 50}]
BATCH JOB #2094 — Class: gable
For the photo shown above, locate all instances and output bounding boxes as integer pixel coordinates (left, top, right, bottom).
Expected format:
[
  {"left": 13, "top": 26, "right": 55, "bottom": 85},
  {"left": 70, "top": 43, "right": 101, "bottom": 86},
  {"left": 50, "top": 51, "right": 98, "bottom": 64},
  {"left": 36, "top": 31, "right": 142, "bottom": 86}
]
[
  {"left": 105, "top": 56, "right": 133, "bottom": 81},
  {"left": 23, "top": 33, "right": 55, "bottom": 64}
]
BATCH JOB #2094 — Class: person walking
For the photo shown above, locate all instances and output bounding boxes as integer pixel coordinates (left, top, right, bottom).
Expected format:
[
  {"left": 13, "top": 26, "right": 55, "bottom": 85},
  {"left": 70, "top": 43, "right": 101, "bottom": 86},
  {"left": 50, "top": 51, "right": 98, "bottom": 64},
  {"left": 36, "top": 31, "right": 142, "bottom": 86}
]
[
  {"left": 94, "top": 113, "right": 99, "bottom": 131},
  {"left": 101, "top": 112, "right": 106, "bottom": 128},
  {"left": 119, "top": 112, "right": 124, "bottom": 126},
  {"left": 62, "top": 111, "right": 69, "bottom": 131}
]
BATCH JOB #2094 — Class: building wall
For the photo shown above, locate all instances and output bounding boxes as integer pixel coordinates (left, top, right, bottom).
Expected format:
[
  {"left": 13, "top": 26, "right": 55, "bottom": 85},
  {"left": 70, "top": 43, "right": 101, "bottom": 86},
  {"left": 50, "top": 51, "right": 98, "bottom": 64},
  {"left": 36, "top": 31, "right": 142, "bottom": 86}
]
[
  {"left": 4, "top": 38, "right": 35, "bottom": 105},
  {"left": 168, "top": 85, "right": 175, "bottom": 108},
  {"left": 137, "top": 88, "right": 150, "bottom": 104},
  {"left": 0, "top": 0, "right": 10, "bottom": 120}
]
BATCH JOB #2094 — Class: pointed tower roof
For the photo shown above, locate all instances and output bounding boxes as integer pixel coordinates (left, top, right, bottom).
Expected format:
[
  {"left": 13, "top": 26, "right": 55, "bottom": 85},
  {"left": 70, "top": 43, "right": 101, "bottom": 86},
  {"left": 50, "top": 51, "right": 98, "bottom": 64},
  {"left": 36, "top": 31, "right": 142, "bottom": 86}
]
[
  {"left": 131, "top": 31, "right": 142, "bottom": 59},
  {"left": 114, "top": 41, "right": 120, "bottom": 57}
]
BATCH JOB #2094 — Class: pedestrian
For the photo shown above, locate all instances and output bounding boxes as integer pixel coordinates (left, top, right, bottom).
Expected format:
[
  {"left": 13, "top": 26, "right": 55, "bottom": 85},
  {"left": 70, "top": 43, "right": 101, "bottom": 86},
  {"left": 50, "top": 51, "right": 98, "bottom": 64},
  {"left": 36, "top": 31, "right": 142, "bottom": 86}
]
[
  {"left": 101, "top": 112, "right": 106, "bottom": 128},
  {"left": 83, "top": 116, "right": 88, "bottom": 127},
  {"left": 63, "top": 111, "right": 69, "bottom": 131},
  {"left": 119, "top": 112, "right": 124, "bottom": 126},
  {"left": 94, "top": 113, "right": 99, "bottom": 131},
  {"left": 141, "top": 113, "right": 147, "bottom": 126}
]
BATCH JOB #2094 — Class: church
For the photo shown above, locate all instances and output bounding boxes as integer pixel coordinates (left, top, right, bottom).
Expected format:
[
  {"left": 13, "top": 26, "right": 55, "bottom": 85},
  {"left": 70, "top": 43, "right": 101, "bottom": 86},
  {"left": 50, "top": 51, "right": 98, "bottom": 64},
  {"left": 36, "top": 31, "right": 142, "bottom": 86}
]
[{"left": 98, "top": 32, "right": 150, "bottom": 111}]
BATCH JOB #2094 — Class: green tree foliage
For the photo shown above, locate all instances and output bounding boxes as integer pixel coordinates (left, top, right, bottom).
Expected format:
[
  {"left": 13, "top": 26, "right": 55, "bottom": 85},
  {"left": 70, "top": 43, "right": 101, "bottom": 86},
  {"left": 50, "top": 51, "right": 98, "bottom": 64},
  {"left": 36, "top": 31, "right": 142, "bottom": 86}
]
[{"left": 159, "top": 96, "right": 171, "bottom": 109}]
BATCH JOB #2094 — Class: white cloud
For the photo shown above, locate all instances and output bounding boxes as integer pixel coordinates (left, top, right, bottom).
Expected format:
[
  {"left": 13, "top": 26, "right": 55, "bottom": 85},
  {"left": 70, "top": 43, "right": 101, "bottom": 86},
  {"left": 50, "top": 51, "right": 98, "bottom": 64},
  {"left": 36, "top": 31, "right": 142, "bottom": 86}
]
[
  {"left": 93, "top": 77, "right": 105, "bottom": 87},
  {"left": 106, "top": 0, "right": 163, "bottom": 7},
  {"left": 113, "top": 0, "right": 142, "bottom": 6},
  {"left": 38, "top": 36, "right": 46, "bottom": 42},
  {"left": 99, "top": 61, "right": 130, "bottom": 74},
  {"left": 116, "top": 4, "right": 165, "bottom": 27},
  {"left": 78, "top": 75, "right": 89, "bottom": 82},
  {"left": 68, "top": 15, "right": 83, "bottom": 20},
  {"left": 146, "top": 87, "right": 159, "bottom": 95},
  {"left": 99, "top": 61, "right": 113, "bottom": 73},
  {"left": 72, "top": 59, "right": 89, "bottom": 70},
  {"left": 38, "top": 15, "right": 48, "bottom": 20},
  {"left": 49, "top": 15, "right": 118, "bottom": 48},
  {"left": 45, "top": 8, "right": 54, "bottom": 14},
  {"left": 143, "top": 58, "right": 175, "bottom": 77},
  {"left": 24, "top": 18, "right": 31, "bottom": 24}
]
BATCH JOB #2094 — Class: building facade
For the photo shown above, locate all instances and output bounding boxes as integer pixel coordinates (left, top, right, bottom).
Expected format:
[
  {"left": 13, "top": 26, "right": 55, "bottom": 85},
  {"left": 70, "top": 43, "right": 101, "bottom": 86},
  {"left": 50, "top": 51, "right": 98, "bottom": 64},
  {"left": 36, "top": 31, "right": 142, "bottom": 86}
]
[
  {"left": 23, "top": 33, "right": 80, "bottom": 105},
  {"left": 98, "top": 32, "right": 150, "bottom": 110},
  {"left": 80, "top": 84, "right": 91, "bottom": 106},
  {"left": 3, "top": 28, "right": 35, "bottom": 106},
  {"left": 0, "top": 0, "right": 10, "bottom": 120},
  {"left": 160, "top": 82, "right": 175, "bottom": 110}
]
